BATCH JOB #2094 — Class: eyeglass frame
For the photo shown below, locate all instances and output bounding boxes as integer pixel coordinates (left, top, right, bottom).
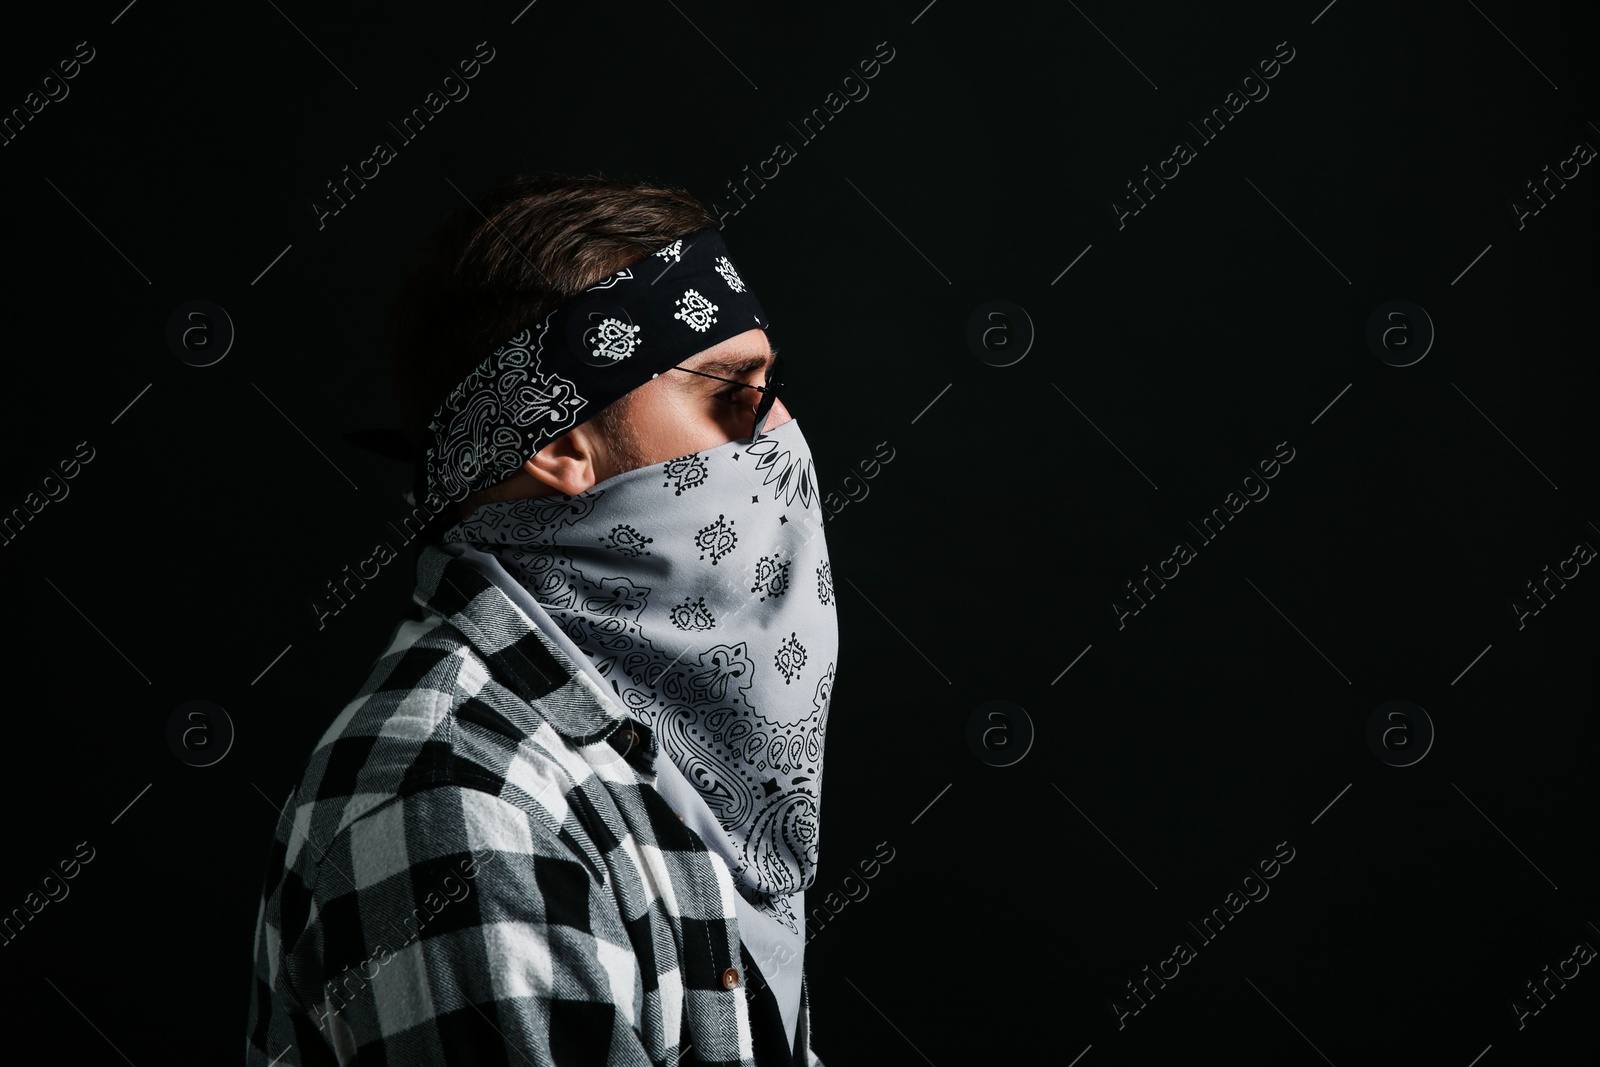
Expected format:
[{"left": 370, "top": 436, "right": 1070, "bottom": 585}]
[{"left": 662, "top": 351, "right": 785, "bottom": 442}]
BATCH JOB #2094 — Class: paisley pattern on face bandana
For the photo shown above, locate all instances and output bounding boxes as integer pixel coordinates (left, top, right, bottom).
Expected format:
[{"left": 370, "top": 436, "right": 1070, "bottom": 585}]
[{"left": 442, "top": 417, "right": 837, "bottom": 911}]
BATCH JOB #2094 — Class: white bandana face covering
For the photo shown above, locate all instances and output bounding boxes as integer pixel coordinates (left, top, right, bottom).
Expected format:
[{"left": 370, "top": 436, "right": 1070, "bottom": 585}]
[{"left": 441, "top": 415, "right": 838, "bottom": 904}]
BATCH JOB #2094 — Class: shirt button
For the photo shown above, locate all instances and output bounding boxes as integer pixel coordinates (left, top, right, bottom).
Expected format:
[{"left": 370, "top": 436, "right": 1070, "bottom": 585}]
[
  {"left": 720, "top": 966, "right": 741, "bottom": 989},
  {"left": 616, "top": 726, "right": 639, "bottom": 751}
]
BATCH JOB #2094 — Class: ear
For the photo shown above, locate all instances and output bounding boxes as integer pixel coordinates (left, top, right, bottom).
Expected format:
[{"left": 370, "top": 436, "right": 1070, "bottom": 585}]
[{"left": 522, "top": 424, "right": 603, "bottom": 496}]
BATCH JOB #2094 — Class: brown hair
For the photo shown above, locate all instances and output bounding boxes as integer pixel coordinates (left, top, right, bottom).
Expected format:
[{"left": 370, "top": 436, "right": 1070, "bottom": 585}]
[{"left": 385, "top": 171, "right": 718, "bottom": 467}]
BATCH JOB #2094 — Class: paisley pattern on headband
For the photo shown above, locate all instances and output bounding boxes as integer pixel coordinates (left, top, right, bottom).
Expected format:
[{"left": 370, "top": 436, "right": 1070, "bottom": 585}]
[
  {"left": 587, "top": 317, "right": 641, "bottom": 363},
  {"left": 714, "top": 256, "right": 746, "bottom": 293},
  {"left": 673, "top": 288, "right": 719, "bottom": 332},
  {"left": 442, "top": 417, "right": 838, "bottom": 915}
]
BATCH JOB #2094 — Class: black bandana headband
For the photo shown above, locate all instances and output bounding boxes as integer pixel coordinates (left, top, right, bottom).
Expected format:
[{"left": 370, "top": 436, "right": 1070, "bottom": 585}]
[{"left": 417, "top": 228, "right": 770, "bottom": 511}]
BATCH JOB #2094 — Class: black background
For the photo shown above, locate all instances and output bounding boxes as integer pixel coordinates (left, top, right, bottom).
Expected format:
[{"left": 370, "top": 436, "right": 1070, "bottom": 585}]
[{"left": 0, "top": 0, "right": 1594, "bottom": 1063}]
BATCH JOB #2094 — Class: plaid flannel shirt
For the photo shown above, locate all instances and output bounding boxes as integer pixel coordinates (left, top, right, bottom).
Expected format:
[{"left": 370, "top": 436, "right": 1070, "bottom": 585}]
[{"left": 244, "top": 542, "right": 823, "bottom": 1065}]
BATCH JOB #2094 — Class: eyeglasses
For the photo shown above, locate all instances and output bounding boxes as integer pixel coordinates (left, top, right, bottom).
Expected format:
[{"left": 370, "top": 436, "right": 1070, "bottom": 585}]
[{"left": 664, "top": 351, "right": 784, "bottom": 442}]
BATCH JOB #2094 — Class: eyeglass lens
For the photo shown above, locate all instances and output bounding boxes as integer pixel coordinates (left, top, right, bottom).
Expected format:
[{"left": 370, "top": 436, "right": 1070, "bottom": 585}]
[{"left": 752, "top": 354, "right": 782, "bottom": 439}]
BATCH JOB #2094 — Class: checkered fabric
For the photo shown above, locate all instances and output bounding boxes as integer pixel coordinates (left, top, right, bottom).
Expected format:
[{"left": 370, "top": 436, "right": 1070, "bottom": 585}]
[{"left": 244, "top": 542, "right": 824, "bottom": 1065}]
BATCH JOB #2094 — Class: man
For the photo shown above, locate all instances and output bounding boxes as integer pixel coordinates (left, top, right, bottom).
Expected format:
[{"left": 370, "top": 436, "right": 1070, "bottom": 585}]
[{"left": 245, "top": 173, "right": 838, "bottom": 1065}]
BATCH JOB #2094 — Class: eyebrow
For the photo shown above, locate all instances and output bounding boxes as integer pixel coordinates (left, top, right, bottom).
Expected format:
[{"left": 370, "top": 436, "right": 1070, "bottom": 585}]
[{"left": 681, "top": 343, "right": 778, "bottom": 383}]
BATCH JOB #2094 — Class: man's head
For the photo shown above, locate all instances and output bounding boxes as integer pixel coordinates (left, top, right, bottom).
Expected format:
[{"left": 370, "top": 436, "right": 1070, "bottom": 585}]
[{"left": 385, "top": 173, "right": 790, "bottom": 521}]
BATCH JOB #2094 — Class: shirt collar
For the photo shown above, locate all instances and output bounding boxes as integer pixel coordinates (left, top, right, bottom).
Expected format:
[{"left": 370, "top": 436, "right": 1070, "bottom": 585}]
[{"left": 413, "top": 541, "right": 657, "bottom": 770}]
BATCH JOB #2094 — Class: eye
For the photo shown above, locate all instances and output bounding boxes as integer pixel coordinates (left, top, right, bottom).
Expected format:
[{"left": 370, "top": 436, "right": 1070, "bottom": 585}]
[{"left": 717, "top": 386, "right": 748, "bottom": 404}]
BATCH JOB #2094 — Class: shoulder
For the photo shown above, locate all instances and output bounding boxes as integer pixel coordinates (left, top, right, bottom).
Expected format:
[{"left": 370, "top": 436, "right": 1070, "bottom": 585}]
[{"left": 273, "top": 606, "right": 610, "bottom": 894}]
